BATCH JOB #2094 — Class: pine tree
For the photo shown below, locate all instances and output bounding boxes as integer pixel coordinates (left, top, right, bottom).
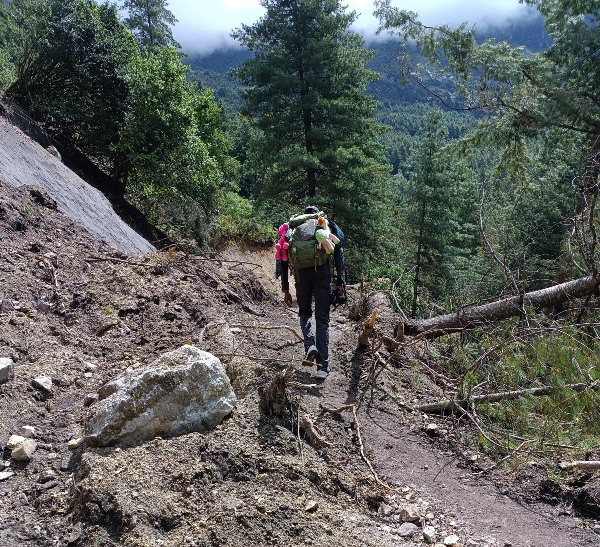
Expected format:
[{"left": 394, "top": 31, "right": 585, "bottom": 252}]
[
  {"left": 122, "top": 0, "right": 180, "bottom": 51},
  {"left": 232, "top": 0, "right": 391, "bottom": 258}
]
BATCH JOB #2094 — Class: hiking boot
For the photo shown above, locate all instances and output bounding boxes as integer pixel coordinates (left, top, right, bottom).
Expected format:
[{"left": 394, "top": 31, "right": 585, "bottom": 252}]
[
  {"left": 305, "top": 345, "right": 319, "bottom": 362},
  {"left": 315, "top": 364, "right": 330, "bottom": 380}
]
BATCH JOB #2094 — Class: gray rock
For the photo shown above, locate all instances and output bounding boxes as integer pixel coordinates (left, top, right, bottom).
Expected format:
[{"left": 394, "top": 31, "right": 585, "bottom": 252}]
[
  {"left": 0, "top": 358, "right": 14, "bottom": 384},
  {"left": 444, "top": 535, "right": 461, "bottom": 546},
  {"left": 32, "top": 376, "right": 53, "bottom": 395},
  {"left": 20, "top": 425, "right": 35, "bottom": 438},
  {"left": 305, "top": 500, "right": 319, "bottom": 512},
  {"left": 85, "top": 345, "right": 236, "bottom": 447},
  {"left": 97, "top": 376, "right": 128, "bottom": 400},
  {"left": 83, "top": 393, "right": 99, "bottom": 407},
  {"left": 11, "top": 439, "right": 37, "bottom": 461},
  {"left": 400, "top": 504, "right": 421, "bottom": 522},
  {"left": 0, "top": 471, "right": 14, "bottom": 481},
  {"left": 60, "top": 453, "right": 74, "bottom": 472},
  {"left": 7, "top": 435, "right": 25, "bottom": 450},
  {"left": 37, "top": 297, "right": 53, "bottom": 313},
  {"left": 378, "top": 502, "right": 394, "bottom": 517},
  {"left": 38, "top": 469, "right": 58, "bottom": 483},
  {"left": 398, "top": 522, "right": 420, "bottom": 538},
  {"left": 67, "top": 522, "right": 84, "bottom": 545},
  {"left": 423, "top": 525, "right": 437, "bottom": 544}
]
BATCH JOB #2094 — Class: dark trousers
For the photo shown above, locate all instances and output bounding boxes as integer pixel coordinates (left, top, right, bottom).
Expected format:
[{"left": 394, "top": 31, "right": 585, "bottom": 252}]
[{"left": 296, "top": 261, "right": 331, "bottom": 367}]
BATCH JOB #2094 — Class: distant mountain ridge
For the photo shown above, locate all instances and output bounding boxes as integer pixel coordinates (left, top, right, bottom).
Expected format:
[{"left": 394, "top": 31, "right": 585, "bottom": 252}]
[{"left": 184, "top": 14, "right": 550, "bottom": 111}]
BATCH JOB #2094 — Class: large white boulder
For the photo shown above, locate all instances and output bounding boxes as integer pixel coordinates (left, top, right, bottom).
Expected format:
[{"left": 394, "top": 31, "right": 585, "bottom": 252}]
[{"left": 85, "top": 345, "right": 236, "bottom": 447}]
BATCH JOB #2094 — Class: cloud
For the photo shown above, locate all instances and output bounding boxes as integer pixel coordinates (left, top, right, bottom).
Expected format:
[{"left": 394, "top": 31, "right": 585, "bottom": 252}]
[{"left": 169, "top": 0, "right": 534, "bottom": 55}]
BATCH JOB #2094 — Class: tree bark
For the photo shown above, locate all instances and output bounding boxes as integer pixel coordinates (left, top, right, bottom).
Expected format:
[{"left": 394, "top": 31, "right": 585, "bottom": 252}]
[
  {"left": 404, "top": 275, "right": 600, "bottom": 338},
  {"left": 560, "top": 461, "right": 600, "bottom": 470},
  {"left": 414, "top": 381, "right": 599, "bottom": 414}
]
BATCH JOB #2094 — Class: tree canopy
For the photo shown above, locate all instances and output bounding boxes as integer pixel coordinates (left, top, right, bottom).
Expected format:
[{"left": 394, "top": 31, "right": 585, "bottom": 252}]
[
  {"left": 232, "top": 0, "right": 392, "bottom": 259},
  {"left": 122, "top": 0, "right": 180, "bottom": 51}
]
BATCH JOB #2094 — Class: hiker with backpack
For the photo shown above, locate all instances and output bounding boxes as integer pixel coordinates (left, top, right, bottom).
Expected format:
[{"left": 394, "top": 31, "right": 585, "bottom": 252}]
[{"left": 278, "top": 206, "right": 345, "bottom": 379}]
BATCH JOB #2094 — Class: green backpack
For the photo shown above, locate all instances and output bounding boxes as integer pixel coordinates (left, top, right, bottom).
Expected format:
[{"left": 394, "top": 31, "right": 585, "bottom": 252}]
[{"left": 287, "top": 214, "right": 328, "bottom": 271}]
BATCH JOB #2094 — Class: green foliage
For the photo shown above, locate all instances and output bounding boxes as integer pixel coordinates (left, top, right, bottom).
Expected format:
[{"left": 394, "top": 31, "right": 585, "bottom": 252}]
[
  {"left": 400, "top": 109, "right": 479, "bottom": 315},
  {"left": 468, "top": 327, "right": 600, "bottom": 454},
  {"left": 0, "top": 3, "right": 16, "bottom": 93},
  {"left": 116, "top": 48, "right": 237, "bottom": 245},
  {"left": 213, "top": 192, "right": 275, "bottom": 246},
  {"left": 7, "top": 0, "right": 137, "bottom": 160},
  {"left": 122, "top": 0, "right": 180, "bottom": 51},
  {"left": 232, "top": 0, "right": 393, "bottom": 270},
  {"left": 0, "top": 48, "right": 15, "bottom": 94}
]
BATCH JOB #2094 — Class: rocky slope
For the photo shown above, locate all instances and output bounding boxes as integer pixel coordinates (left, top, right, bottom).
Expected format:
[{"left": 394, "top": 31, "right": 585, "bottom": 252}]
[{"left": 1, "top": 179, "right": 599, "bottom": 546}]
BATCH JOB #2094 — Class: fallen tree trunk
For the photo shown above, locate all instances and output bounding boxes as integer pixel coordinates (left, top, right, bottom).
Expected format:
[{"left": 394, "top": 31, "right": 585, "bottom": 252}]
[
  {"left": 560, "top": 461, "right": 600, "bottom": 470},
  {"left": 414, "top": 381, "right": 600, "bottom": 414},
  {"left": 404, "top": 275, "right": 600, "bottom": 338}
]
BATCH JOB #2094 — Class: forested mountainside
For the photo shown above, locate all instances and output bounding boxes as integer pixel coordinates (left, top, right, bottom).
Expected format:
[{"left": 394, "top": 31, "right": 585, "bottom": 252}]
[{"left": 185, "top": 15, "right": 551, "bottom": 110}]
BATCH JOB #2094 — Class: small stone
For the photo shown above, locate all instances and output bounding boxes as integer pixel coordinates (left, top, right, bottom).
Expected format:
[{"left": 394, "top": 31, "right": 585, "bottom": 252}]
[
  {"left": 67, "top": 522, "right": 84, "bottom": 545},
  {"left": 20, "top": 425, "right": 35, "bottom": 438},
  {"left": 60, "top": 454, "right": 74, "bottom": 472},
  {"left": 0, "top": 358, "right": 14, "bottom": 384},
  {"left": 84, "top": 362, "right": 98, "bottom": 372},
  {"left": 0, "top": 299, "right": 16, "bottom": 312},
  {"left": 11, "top": 439, "right": 37, "bottom": 461},
  {"left": 32, "top": 376, "right": 53, "bottom": 395},
  {"left": 37, "top": 297, "right": 52, "bottom": 313},
  {"left": 400, "top": 504, "right": 421, "bottom": 522},
  {"left": 426, "top": 423, "right": 440, "bottom": 436},
  {"left": 0, "top": 471, "right": 14, "bottom": 481},
  {"left": 444, "top": 535, "right": 461, "bottom": 546},
  {"left": 423, "top": 525, "right": 437, "bottom": 544},
  {"left": 83, "top": 393, "right": 99, "bottom": 407},
  {"left": 7, "top": 435, "right": 25, "bottom": 450},
  {"left": 425, "top": 512, "right": 435, "bottom": 521},
  {"left": 378, "top": 502, "right": 394, "bottom": 517},
  {"left": 305, "top": 500, "right": 319, "bottom": 512},
  {"left": 398, "top": 522, "right": 419, "bottom": 538},
  {"left": 67, "top": 437, "right": 84, "bottom": 450},
  {"left": 38, "top": 469, "right": 58, "bottom": 483},
  {"left": 43, "top": 252, "right": 57, "bottom": 260}
]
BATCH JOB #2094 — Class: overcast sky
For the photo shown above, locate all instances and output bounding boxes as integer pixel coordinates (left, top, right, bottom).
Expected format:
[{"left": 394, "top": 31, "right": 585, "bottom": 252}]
[{"left": 168, "top": 0, "right": 534, "bottom": 54}]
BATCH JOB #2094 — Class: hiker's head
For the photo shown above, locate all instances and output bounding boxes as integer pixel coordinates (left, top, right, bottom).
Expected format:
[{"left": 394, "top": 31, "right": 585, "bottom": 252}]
[{"left": 304, "top": 205, "right": 319, "bottom": 214}]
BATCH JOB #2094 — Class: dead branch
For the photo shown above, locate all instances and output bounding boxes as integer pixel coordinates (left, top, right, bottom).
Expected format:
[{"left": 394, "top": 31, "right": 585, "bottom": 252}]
[
  {"left": 229, "top": 323, "right": 303, "bottom": 341},
  {"left": 352, "top": 406, "right": 388, "bottom": 488},
  {"left": 199, "top": 269, "right": 263, "bottom": 316},
  {"left": 404, "top": 275, "right": 600, "bottom": 338},
  {"left": 560, "top": 461, "right": 600, "bottom": 470},
  {"left": 358, "top": 310, "right": 377, "bottom": 348},
  {"left": 319, "top": 403, "right": 356, "bottom": 414},
  {"left": 189, "top": 256, "right": 263, "bottom": 268},
  {"left": 214, "top": 352, "right": 304, "bottom": 364},
  {"left": 86, "top": 256, "right": 152, "bottom": 268},
  {"left": 414, "top": 381, "right": 600, "bottom": 414},
  {"left": 288, "top": 381, "right": 318, "bottom": 390},
  {"left": 299, "top": 414, "right": 332, "bottom": 448},
  {"left": 197, "top": 321, "right": 219, "bottom": 345}
]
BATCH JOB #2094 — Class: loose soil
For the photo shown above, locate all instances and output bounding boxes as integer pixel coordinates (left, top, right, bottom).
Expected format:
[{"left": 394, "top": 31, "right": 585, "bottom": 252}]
[{"left": 1, "top": 179, "right": 599, "bottom": 547}]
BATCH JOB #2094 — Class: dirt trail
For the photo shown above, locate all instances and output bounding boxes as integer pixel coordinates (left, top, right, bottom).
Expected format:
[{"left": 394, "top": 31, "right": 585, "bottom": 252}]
[{"left": 295, "top": 318, "right": 599, "bottom": 547}]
